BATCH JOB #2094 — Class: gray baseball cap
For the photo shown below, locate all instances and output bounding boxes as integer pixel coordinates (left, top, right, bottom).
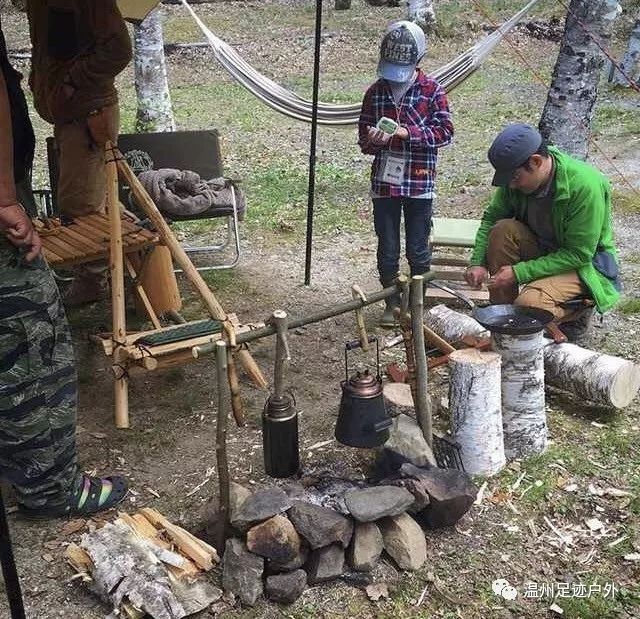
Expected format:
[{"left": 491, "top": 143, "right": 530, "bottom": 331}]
[
  {"left": 488, "top": 123, "right": 543, "bottom": 186},
  {"left": 377, "top": 21, "right": 427, "bottom": 83}
]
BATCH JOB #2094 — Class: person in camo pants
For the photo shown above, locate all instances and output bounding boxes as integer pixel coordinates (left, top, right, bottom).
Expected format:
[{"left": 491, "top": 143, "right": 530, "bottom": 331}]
[{"left": 0, "top": 17, "right": 127, "bottom": 519}]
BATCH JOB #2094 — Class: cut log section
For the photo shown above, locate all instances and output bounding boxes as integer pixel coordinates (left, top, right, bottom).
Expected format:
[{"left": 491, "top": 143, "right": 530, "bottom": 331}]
[
  {"left": 424, "top": 306, "right": 640, "bottom": 409},
  {"left": 543, "top": 341, "right": 640, "bottom": 409},
  {"left": 383, "top": 382, "right": 416, "bottom": 418},
  {"left": 492, "top": 332, "right": 547, "bottom": 460},
  {"left": 448, "top": 349, "right": 505, "bottom": 476},
  {"left": 425, "top": 304, "right": 488, "bottom": 343}
]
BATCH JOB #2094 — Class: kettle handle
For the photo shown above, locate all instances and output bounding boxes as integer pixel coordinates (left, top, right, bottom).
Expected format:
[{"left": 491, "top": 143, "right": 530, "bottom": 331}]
[{"left": 344, "top": 336, "right": 380, "bottom": 382}]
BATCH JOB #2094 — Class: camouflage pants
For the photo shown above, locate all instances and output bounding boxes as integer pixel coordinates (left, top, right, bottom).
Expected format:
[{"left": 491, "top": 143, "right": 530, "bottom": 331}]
[{"left": 0, "top": 239, "right": 78, "bottom": 509}]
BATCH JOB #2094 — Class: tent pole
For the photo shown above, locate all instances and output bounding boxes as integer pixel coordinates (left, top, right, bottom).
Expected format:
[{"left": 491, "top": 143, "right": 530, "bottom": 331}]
[
  {"left": 304, "top": 0, "right": 323, "bottom": 285},
  {"left": 0, "top": 487, "right": 26, "bottom": 619}
]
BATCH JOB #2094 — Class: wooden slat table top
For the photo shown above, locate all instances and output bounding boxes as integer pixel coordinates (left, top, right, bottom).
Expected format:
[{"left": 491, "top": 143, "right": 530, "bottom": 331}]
[{"left": 35, "top": 214, "right": 160, "bottom": 268}]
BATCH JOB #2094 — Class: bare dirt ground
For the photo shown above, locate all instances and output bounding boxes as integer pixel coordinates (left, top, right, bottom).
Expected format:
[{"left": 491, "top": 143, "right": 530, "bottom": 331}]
[{"left": 2, "top": 0, "right": 640, "bottom": 618}]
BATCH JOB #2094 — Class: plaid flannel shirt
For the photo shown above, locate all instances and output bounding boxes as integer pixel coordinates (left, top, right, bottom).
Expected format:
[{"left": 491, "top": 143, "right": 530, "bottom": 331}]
[{"left": 358, "top": 70, "right": 453, "bottom": 198}]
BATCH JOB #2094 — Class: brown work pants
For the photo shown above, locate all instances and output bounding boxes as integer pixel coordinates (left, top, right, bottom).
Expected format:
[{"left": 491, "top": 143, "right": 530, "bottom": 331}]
[
  {"left": 53, "top": 104, "right": 120, "bottom": 217},
  {"left": 486, "top": 219, "right": 586, "bottom": 320}
]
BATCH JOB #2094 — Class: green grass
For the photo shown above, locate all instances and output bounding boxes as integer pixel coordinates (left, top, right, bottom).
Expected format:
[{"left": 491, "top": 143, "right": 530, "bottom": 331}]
[{"left": 617, "top": 297, "right": 640, "bottom": 314}]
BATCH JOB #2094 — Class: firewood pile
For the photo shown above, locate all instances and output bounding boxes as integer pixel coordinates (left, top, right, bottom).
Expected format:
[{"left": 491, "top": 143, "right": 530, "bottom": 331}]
[{"left": 65, "top": 508, "right": 222, "bottom": 619}]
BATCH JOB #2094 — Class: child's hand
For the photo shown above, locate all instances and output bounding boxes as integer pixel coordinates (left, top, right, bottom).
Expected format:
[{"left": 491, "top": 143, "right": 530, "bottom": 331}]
[
  {"left": 395, "top": 126, "right": 410, "bottom": 140},
  {"left": 367, "top": 126, "right": 392, "bottom": 146}
]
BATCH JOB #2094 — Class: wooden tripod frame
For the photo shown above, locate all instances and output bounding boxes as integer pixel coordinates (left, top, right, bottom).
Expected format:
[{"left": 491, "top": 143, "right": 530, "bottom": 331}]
[{"left": 104, "top": 142, "right": 266, "bottom": 427}]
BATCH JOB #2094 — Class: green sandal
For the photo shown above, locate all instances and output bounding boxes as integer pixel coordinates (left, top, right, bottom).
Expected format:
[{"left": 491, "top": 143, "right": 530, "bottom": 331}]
[{"left": 18, "top": 474, "right": 129, "bottom": 520}]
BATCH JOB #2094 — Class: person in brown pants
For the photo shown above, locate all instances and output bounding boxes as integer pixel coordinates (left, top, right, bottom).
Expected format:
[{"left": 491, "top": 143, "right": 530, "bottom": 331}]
[
  {"left": 466, "top": 123, "right": 620, "bottom": 342},
  {"left": 26, "top": 0, "right": 132, "bottom": 304}
]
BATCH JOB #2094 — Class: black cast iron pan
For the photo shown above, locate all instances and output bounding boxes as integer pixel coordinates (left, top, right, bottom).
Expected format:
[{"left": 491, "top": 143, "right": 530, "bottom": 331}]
[{"left": 472, "top": 304, "right": 555, "bottom": 335}]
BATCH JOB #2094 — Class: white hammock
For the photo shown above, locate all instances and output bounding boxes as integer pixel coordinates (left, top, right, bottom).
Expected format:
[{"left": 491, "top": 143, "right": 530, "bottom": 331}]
[{"left": 180, "top": 0, "right": 542, "bottom": 125}]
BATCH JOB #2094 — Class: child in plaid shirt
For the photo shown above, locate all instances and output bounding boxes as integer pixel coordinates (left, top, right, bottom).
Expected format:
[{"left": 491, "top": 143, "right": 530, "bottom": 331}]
[{"left": 359, "top": 20, "right": 453, "bottom": 326}]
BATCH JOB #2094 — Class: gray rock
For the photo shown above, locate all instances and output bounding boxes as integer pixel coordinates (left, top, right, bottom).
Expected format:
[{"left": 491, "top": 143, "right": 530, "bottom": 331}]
[
  {"left": 265, "top": 569, "right": 307, "bottom": 604},
  {"left": 305, "top": 543, "right": 345, "bottom": 584},
  {"left": 344, "top": 486, "right": 414, "bottom": 522},
  {"left": 347, "top": 521, "right": 383, "bottom": 572},
  {"left": 287, "top": 501, "right": 353, "bottom": 549},
  {"left": 230, "top": 481, "right": 252, "bottom": 523},
  {"left": 268, "top": 543, "right": 309, "bottom": 574},
  {"left": 402, "top": 478, "right": 431, "bottom": 514},
  {"left": 380, "top": 513, "right": 427, "bottom": 571},
  {"left": 222, "top": 538, "right": 264, "bottom": 606},
  {"left": 231, "top": 487, "right": 292, "bottom": 531},
  {"left": 400, "top": 463, "right": 477, "bottom": 528},
  {"left": 385, "top": 415, "right": 437, "bottom": 469},
  {"left": 246, "top": 515, "right": 301, "bottom": 562}
]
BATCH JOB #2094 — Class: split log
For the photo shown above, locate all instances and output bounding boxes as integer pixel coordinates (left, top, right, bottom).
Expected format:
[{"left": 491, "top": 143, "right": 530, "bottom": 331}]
[
  {"left": 69, "top": 521, "right": 221, "bottom": 619},
  {"left": 543, "top": 341, "right": 640, "bottom": 408},
  {"left": 448, "top": 349, "right": 505, "bottom": 476},
  {"left": 492, "top": 332, "right": 547, "bottom": 460},
  {"left": 424, "top": 306, "right": 640, "bottom": 409},
  {"left": 425, "top": 304, "right": 487, "bottom": 343}
]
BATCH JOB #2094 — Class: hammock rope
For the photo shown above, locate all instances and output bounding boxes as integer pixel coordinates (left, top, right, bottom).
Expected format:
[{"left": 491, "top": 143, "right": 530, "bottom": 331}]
[{"left": 180, "top": 0, "right": 542, "bottom": 125}]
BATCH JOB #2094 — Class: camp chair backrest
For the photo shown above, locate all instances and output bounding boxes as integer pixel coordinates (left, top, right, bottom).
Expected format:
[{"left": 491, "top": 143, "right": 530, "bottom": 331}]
[
  {"left": 117, "top": 129, "right": 224, "bottom": 179},
  {"left": 45, "top": 130, "right": 225, "bottom": 213}
]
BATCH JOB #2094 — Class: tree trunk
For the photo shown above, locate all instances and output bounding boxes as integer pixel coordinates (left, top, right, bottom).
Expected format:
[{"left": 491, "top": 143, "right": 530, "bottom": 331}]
[
  {"left": 407, "top": 0, "right": 436, "bottom": 34},
  {"left": 539, "top": 0, "right": 621, "bottom": 159},
  {"left": 134, "top": 7, "right": 175, "bottom": 133},
  {"left": 423, "top": 306, "right": 640, "bottom": 409},
  {"left": 613, "top": 15, "right": 640, "bottom": 86},
  {"left": 543, "top": 341, "right": 640, "bottom": 408},
  {"left": 492, "top": 332, "right": 547, "bottom": 460},
  {"left": 425, "top": 304, "right": 487, "bottom": 343},
  {"left": 449, "top": 349, "right": 505, "bottom": 476}
]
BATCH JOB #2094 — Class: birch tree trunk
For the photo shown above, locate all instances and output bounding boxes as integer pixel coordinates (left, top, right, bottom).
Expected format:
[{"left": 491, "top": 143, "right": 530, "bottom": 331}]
[
  {"left": 544, "top": 341, "right": 640, "bottom": 408},
  {"left": 449, "top": 349, "right": 505, "bottom": 476},
  {"left": 407, "top": 0, "right": 436, "bottom": 34},
  {"left": 539, "top": 0, "right": 621, "bottom": 159},
  {"left": 492, "top": 332, "right": 547, "bottom": 460},
  {"left": 613, "top": 14, "right": 640, "bottom": 86},
  {"left": 134, "top": 7, "right": 175, "bottom": 133},
  {"left": 425, "top": 304, "right": 488, "bottom": 342}
]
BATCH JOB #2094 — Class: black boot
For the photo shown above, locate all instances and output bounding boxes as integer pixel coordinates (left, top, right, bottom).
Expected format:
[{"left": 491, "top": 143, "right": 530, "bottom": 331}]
[
  {"left": 561, "top": 307, "right": 594, "bottom": 346},
  {"left": 380, "top": 276, "right": 401, "bottom": 327}
]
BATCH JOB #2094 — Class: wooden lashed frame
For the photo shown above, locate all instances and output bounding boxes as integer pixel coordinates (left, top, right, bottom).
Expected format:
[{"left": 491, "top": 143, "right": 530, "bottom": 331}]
[{"left": 40, "top": 142, "right": 267, "bottom": 428}]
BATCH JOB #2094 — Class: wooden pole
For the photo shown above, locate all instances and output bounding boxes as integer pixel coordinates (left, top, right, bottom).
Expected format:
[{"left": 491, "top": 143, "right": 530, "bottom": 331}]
[
  {"left": 194, "top": 273, "right": 438, "bottom": 358},
  {"left": 351, "top": 285, "right": 368, "bottom": 351},
  {"left": 226, "top": 350, "right": 245, "bottom": 428},
  {"left": 215, "top": 341, "right": 230, "bottom": 553},
  {"left": 236, "top": 347, "right": 269, "bottom": 390},
  {"left": 410, "top": 276, "right": 432, "bottom": 447},
  {"left": 107, "top": 142, "right": 129, "bottom": 429},
  {"left": 272, "top": 310, "right": 290, "bottom": 398}
]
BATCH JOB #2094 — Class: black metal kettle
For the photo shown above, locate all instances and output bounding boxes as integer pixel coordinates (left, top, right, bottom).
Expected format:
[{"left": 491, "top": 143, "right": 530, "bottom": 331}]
[{"left": 335, "top": 336, "right": 392, "bottom": 448}]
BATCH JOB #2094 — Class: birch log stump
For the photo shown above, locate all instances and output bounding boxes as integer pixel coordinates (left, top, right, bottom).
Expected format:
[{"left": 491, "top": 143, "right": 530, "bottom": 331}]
[
  {"left": 492, "top": 332, "right": 547, "bottom": 460},
  {"left": 424, "top": 306, "right": 640, "bottom": 409},
  {"left": 449, "top": 349, "right": 505, "bottom": 476},
  {"left": 543, "top": 341, "right": 640, "bottom": 408},
  {"left": 425, "top": 304, "right": 488, "bottom": 342}
]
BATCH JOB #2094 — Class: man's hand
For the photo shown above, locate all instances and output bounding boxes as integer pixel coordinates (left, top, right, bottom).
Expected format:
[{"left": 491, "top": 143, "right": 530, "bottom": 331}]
[
  {"left": 465, "top": 265, "right": 489, "bottom": 288},
  {"left": 0, "top": 203, "right": 42, "bottom": 262},
  {"left": 488, "top": 265, "right": 516, "bottom": 290},
  {"left": 367, "top": 126, "right": 392, "bottom": 147}
]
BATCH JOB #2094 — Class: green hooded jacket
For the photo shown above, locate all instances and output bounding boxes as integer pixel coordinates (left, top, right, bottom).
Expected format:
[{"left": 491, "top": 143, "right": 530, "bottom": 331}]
[{"left": 470, "top": 146, "right": 620, "bottom": 313}]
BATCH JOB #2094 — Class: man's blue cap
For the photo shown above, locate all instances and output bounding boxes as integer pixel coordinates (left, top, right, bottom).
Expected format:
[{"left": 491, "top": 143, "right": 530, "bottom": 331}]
[{"left": 488, "top": 123, "right": 543, "bottom": 186}]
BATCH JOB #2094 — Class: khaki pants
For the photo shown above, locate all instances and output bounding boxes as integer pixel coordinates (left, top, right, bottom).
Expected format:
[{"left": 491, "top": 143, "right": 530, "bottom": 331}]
[
  {"left": 53, "top": 104, "right": 120, "bottom": 217},
  {"left": 486, "top": 219, "right": 586, "bottom": 320}
]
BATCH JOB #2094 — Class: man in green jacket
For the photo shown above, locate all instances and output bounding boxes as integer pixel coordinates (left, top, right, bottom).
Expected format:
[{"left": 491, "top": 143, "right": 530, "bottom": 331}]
[{"left": 466, "top": 123, "right": 620, "bottom": 339}]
